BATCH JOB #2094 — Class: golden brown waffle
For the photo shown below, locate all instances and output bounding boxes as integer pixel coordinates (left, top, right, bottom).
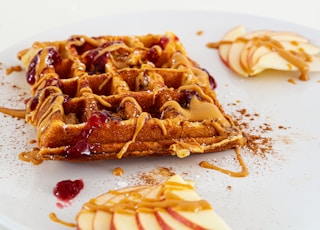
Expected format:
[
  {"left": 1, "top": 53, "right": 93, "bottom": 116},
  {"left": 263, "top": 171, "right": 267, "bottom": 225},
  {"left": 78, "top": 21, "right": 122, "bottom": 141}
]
[{"left": 17, "top": 32, "right": 245, "bottom": 162}]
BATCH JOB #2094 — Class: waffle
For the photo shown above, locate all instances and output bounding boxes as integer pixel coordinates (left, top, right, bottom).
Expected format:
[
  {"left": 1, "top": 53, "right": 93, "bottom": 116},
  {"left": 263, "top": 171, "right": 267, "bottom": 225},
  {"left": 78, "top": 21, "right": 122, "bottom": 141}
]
[
  {"left": 17, "top": 32, "right": 245, "bottom": 162},
  {"left": 75, "top": 174, "right": 231, "bottom": 230}
]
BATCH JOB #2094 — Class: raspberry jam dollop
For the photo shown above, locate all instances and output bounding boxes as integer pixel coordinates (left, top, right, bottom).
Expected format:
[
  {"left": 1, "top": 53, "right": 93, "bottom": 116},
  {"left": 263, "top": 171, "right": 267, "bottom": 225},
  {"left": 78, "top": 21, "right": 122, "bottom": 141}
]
[
  {"left": 53, "top": 179, "right": 84, "bottom": 202},
  {"left": 26, "top": 47, "right": 62, "bottom": 85},
  {"left": 65, "top": 110, "right": 121, "bottom": 159}
]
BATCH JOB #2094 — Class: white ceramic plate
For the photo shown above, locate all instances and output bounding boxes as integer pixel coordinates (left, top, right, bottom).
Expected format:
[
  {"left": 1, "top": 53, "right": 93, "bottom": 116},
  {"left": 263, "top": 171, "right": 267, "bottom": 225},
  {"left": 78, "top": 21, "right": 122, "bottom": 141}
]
[{"left": 0, "top": 10, "right": 320, "bottom": 230}]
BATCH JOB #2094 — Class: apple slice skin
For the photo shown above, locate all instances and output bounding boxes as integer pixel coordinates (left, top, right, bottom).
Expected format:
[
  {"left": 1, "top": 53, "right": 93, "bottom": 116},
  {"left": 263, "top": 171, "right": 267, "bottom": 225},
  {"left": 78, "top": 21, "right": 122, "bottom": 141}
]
[{"left": 213, "top": 25, "right": 320, "bottom": 80}]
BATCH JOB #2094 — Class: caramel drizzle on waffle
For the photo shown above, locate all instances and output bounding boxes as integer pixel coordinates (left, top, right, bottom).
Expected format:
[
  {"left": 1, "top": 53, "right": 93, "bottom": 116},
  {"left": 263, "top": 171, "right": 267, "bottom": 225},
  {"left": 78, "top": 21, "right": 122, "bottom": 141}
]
[{"left": 16, "top": 32, "right": 246, "bottom": 166}]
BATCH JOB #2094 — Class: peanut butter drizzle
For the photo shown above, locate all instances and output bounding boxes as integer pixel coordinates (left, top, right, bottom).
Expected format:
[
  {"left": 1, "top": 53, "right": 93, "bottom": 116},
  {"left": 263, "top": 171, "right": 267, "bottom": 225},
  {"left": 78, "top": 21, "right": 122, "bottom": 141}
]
[
  {"left": 170, "top": 139, "right": 203, "bottom": 158},
  {"left": 113, "top": 167, "right": 124, "bottom": 176},
  {"left": 153, "top": 118, "right": 168, "bottom": 135},
  {"left": 5, "top": 65, "right": 22, "bottom": 75},
  {"left": 18, "top": 148, "right": 43, "bottom": 165},
  {"left": 170, "top": 52, "right": 210, "bottom": 88},
  {"left": 199, "top": 147, "right": 248, "bottom": 177},
  {"left": 207, "top": 35, "right": 312, "bottom": 80},
  {"left": 160, "top": 95, "right": 230, "bottom": 126},
  {"left": 178, "top": 85, "right": 214, "bottom": 103},
  {"left": 0, "top": 107, "right": 26, "bottom": 118},
  {"left": 82, "top": 178, "right": 212, "bottom": 215},
  {"left": 170, "top": 132, "right": 244, "bottom": 159},
  {"left": 119, "top": 97, "right": 143, "bottom": 114},
  {"left": 117, "top": 112, "right": 149, "bottom": 159},
  {"left": 49, "top": 212, "right": 76, "bottom": 228}
]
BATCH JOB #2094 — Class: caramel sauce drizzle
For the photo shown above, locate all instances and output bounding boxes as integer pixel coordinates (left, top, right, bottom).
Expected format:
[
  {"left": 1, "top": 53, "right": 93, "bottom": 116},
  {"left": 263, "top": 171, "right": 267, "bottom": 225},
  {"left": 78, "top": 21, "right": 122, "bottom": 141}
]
[
  {"left": 82, "top": 178, "right": 212, "bottom": 215},
  {"left": 5, "top": 65, "right": 22, "bottom": 75},
  {"left": 112, "top": 167, "right": 124, "bottom": 176},
  {"left": 0, "top": 107, "right": 26, "bottom": 118},
  {"left": 18, "top": 148, "right": 43, "bottom": 165},
  {"left": 49, "top": 212, "right": 76, "bottom": 228},
  {"left": 160, "top": 95, "right": 230, "bottom": 126},
  {"left": 199, "top": 147, "right": 248, "bottom": 177},
  {"left": 117, "top": 112, "right": 149, "bottom": 159}
]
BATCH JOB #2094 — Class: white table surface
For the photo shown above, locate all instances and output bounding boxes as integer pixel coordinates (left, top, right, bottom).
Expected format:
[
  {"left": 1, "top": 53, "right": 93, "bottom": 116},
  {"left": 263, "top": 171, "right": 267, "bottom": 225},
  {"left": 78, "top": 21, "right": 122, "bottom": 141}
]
[{"left": 1, "top": 0, "right": 320, "bottom": 52}]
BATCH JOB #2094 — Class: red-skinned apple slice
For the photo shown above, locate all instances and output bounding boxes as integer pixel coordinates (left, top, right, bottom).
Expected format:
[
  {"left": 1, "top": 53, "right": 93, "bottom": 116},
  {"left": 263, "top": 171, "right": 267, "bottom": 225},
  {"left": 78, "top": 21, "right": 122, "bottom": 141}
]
[
  {"left": 242, "top": 30, "right": 309, "bottom": 42},
  {"left": 252, "top": 52, "right": 320, "bottom": 75},
  {"left": 136, "top": 211, "right": 162, "bottom": 230},
  {"left": 240, "top": 31, "right": 314, "bottom": 74},
  {"left": 267, "top": 32, "right": 309, "bottom": 43},
  {"left": 226, "top": 29, "right": 274, "bottom": 76},
  {"left": 214, "top": 25, "right": 320, "bottom": 79},
  {"left": 109, "top": 185, "right": 162, "bottom": 230},
  {"left": 217, "top": 25, "right": 245, "bottom": 65},
  {"left": 155, "top": 209, "right": 191, "bottom": 230},
  {"left": 280, "top": 41, "right": 320, "bottom": 54},
  {"left": 167, "top": 207, "right": 231, "bottom": 230},
  {"left": 111, "top": 212, "right": 139, "bottom": 230},
  {"left": 77, "top": 192, "right": 116, "bottom": 230},
  {"left": 249, "top": 40, "right": 320, "bottom": 70},
  {"left": 77, "top": 211, "right": 96, "bottom": 230},
  {"left": 227, "top": 41, "right": 250, "bottom": 77},
  {"left": 238, "top": 30, "right": 274, "bottom": 72},
  {"left": 77, "top": 186, "right": 146, "bottom": 230},
  {"left": 166, "top": 207, "right": 209, "bottom": 230},
  {"left": 93, "top": 211, "right": 112, "bottom": 230}
]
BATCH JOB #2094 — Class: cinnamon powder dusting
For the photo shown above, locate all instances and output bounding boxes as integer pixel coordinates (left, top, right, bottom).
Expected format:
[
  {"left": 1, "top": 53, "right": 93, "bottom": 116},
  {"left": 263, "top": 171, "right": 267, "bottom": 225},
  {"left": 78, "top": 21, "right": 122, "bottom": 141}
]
[
  {"left": 228, "top": 102, "right": 290, "bottom": 159},
  {"left": 135, "top": 167, "right": 176, "bottom": 185}
]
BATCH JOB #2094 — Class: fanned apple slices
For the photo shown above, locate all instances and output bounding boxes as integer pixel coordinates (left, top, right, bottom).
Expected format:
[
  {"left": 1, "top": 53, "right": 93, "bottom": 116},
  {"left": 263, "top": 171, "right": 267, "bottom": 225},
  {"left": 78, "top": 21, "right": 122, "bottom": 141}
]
[
  {"left": 208, "top": 25, "right": 320, "bottom": 80},
  {"left": 76, "top": 174, "right": 231, "bottom": 230}
]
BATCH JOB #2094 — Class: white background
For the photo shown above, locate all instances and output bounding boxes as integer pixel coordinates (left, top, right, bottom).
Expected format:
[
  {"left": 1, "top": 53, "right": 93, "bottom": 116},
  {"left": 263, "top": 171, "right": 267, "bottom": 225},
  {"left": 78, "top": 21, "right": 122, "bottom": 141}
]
[{"left": 1, "top": 0, "right": 320, "bottom": 51}]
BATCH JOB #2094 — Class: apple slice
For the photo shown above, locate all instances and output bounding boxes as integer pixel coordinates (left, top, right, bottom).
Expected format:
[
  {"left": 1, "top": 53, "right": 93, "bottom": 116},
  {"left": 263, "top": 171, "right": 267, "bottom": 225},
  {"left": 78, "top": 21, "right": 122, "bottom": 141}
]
[
  {"left": 249, "top": 40, "right": 320, "bottom": 70},
  {"left": 167, "top": 207, "right": 231, "bottom": 230},
  {"left": 240, "top": 40, "right": 257, "bottom": 73},
  {"left": 111, "top": 212, "right": 140, "bottom": 230},
  {"left": 136, "top": 211, "right": 162, "bottom": 230},
  {"left": 77, "top": 211, "right": 96, "bottom": 230},
  {"left": 227, "top": 41, "right": 250, "bottom": 76},
  {"left": 155, "top": 208, "right": 191, "bottom": 230},
  {"left": 252, "top": 52, "right": 320, "bottom": 74},
  {"left": 93, "top": 211, "right": 113, "bottom": 230},
  {"left": 267, "top": 32, "right": 309, "bottom": 43},
  {"left": 217, "top": 25, "right": 245, "bottom": 65},
  {"left": 278, "top": 40, "right": 320, "bottom": 55}
]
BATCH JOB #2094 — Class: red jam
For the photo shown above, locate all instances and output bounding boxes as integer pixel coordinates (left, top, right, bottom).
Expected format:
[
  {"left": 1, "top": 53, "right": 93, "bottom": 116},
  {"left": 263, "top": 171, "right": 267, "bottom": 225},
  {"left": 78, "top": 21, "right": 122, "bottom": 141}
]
[
  {"left": 159, "top": 36, "right": 170, "bottom": 49},
  {"left": 83, "top": 41, "right": 123, "bottom": 74},
  {"left": 201, "top": 68, "right": 217, "bottom": 90},
  {"left": 26, "top": 47, "right": 62, "bottom": 85},
  {"left": 146, "top": 47, "right": 160, "bottom": 64},
  {"left": 53, "top": 179, "right": 84, "bottom": 202},
  {"left": 65, "top": 110, "right": 121, "bottom": 159}
]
